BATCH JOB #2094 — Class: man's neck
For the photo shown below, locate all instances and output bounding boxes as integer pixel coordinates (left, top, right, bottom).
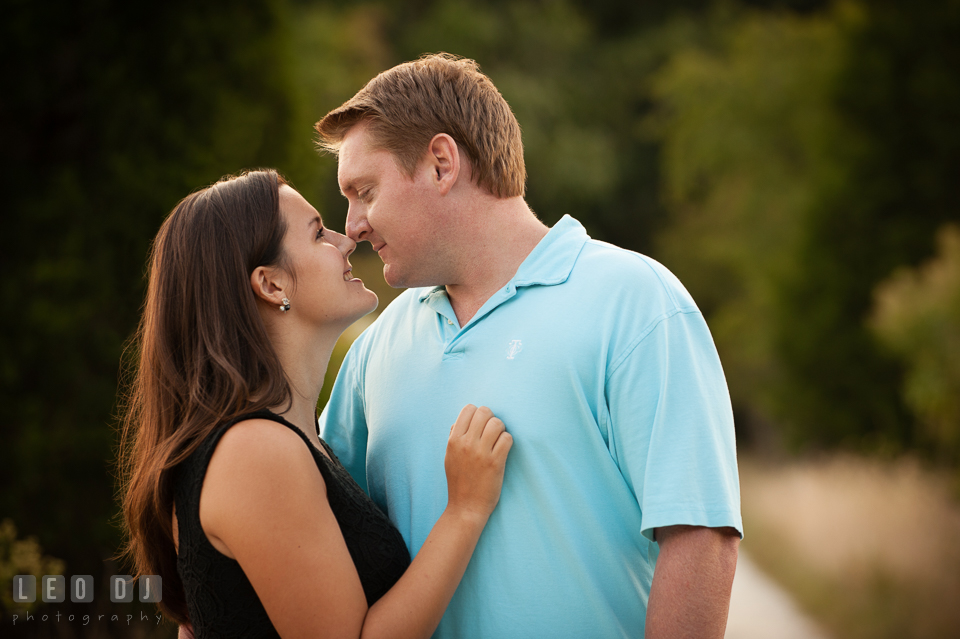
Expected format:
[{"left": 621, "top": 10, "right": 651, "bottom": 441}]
[{"left": 444, "top": 198, "right": 548, "bottom": 326}]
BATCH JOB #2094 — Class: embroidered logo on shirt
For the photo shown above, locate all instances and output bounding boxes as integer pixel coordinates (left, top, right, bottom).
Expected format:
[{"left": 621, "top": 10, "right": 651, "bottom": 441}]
[{"left": 506, "top": 339, "right": 523, "bottom": 360}]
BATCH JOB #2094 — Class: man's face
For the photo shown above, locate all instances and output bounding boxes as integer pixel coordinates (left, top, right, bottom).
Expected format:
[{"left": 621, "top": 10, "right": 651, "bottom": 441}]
[{"left": 337, "top": 121, "right": 449, "bottom": 289}]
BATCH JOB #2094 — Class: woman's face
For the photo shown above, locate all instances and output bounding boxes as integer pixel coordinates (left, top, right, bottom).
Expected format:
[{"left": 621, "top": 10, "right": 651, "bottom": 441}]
[{"left": 277, "top": 185, "right": 378, "bottom": 326}]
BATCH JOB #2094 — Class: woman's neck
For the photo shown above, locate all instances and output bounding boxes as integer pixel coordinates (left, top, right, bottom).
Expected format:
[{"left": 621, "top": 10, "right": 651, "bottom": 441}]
[{"left": 267, "top": 323, "right": 341, "bottom": 446}]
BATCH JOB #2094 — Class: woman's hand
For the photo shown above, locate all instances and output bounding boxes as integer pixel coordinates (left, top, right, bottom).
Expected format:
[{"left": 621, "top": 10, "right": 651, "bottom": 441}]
[
  {"left": 359, "top": 406, "right": 513, "bottom": 639},
  {"left": 444, "top": 405, "right": 512, "bottom": 525}
]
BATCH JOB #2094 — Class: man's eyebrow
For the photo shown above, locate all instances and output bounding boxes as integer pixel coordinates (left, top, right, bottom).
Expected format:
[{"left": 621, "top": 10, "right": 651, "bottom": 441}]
[{"left": 338, "top": 174, "right": 363, "bottom": 197}]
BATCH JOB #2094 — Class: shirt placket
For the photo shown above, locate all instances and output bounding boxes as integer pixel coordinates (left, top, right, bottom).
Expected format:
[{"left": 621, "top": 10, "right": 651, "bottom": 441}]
[{"left": 421, "top": 286, "right": 520, "bottom": 360}]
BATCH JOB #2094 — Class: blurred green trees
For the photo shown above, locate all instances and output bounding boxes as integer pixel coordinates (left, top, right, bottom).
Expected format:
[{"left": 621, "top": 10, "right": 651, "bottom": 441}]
[
  {"left": 649, "top": 0, "right": 960, "bottom": 451},
  {"left": 0, "top": 520, "right": 65, "bottom": 614},
  {"left": 649, "top": 4, "right": 850, "bottom": 442},
  {"left": 773, "top": 0, "right": 960, "bottom": 450},
  {"left": 871, "top": 225, "right": 960, "bottom": 464},
  {"left": 1, "top": 0, "right": 302, "bottom": 631}
]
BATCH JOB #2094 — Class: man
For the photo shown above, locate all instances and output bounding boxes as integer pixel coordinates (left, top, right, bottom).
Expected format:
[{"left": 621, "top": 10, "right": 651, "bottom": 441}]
[{"left": 317, "top": 53, "right": 742, "bottom": 638}]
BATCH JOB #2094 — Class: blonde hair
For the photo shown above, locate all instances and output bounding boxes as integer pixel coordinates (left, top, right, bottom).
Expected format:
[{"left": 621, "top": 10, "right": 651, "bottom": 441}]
[{"left": 316, "top": 53, "right": 526, "bottom": 198}]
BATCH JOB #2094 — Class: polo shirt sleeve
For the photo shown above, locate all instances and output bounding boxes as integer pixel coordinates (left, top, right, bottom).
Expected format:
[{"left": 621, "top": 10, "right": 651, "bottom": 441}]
[
  {"left": 318, "top": 334, "right": 370, "bottom": 493},
  {"left": 605, "top": 308, "right": 743, "bottom": 543}
]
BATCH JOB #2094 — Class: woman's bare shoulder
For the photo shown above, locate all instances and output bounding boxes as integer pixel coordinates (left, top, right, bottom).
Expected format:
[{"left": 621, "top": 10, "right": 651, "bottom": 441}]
[
  {"left": 212, "top": 417, "right": 309, "bottom": 460},
  {"left": 202, "top": 418, "right": 325, "bottom": 518}
]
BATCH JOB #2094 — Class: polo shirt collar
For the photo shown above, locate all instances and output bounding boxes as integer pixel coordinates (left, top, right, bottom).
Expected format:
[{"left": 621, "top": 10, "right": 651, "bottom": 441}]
[
  {"left": 512, "top": 214, "right": 588, "bottom": 288},
  {"left": 418, "top": 214, "right": 588, "bottom": 303}
]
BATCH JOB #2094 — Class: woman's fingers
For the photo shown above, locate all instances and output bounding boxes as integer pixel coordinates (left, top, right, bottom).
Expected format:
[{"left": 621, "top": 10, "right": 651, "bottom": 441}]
[
  {"left": 451, "top": 404, "right": 477, "bottom": 438},
  {"left": 479, "top": 416, "right": 506, "bottom": 451},
  {"left": 466, "top": 406, "right": 495, "bottom": 442},
  {"left": 450, "top": 404, "right": 510, "bottom": 455},
  {"left": 444, "top": 404, "right": 512, "bottom": 520},
  {"left": 492, "top": 430, "right": 513, "bottom": 460}
]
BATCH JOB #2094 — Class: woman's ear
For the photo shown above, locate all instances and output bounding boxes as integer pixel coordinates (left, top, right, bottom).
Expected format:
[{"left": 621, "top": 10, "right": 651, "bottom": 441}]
[
  {"left": 427, "top": 133, "right": 461, "bottom": 196},
  {"left": 250, "top": 266, "right": 287, "bottom": 308}
]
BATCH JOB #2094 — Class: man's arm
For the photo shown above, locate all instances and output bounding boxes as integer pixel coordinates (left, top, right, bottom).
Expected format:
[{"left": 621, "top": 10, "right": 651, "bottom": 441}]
[{"left": 646, "top": 525, "right": 740, "bottom": 639}]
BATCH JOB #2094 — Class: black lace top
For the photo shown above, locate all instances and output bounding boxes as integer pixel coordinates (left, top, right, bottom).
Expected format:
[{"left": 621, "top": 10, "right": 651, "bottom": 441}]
[{"left": 174, "top": 410, "right": 410, "bottom": 638}]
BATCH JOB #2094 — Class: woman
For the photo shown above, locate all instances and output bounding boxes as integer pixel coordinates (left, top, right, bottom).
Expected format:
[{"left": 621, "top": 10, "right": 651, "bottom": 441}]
[{"left": 118, "top": 169, "right": 512, "bottom": 638}]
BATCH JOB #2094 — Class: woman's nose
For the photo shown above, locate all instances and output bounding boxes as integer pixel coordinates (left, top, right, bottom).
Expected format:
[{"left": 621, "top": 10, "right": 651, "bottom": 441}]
[{"left": 337, "top": 231, "right": 357, "bottom": 258}]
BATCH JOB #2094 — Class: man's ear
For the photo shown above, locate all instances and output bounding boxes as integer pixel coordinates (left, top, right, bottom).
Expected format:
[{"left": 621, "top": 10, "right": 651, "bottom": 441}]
[
  {"left": 427, "top": 133, "right": 461, "bottom": 196},
  {"left": 250, "top": 266, "right": 287, "bottom": 308}
]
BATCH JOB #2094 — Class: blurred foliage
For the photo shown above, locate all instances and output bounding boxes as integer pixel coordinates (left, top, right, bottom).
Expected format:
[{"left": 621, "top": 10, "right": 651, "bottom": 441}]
[
  {"left": 649, "top": 0, "right": 960, "bottom": 451},
  {"left": 649, "top": 3, "right": 850, "bottom": 443},
  {"left": 0, "top": 519, "right": 66, "bottom": 614},
  {"left": 871, "top": 225, "right": 960, "bottom": 465},
  {"left": 1, "top": 0, "right": 300, "bottom": 634},
  {"left": 772, "top": 0, "right": 960, "bottom": 450}
]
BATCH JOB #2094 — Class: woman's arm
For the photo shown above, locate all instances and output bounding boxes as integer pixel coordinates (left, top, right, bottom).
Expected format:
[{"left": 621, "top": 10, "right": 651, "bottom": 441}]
[
  {"left": 200, "top": 405, "right": 510, "bottom": 639},
  {"left": 201, "top": 419, "right": 368, "bottom": 637}
]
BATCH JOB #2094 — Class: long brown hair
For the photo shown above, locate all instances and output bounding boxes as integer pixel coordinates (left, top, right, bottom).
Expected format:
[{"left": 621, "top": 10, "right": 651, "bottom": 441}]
[{"left": 118, "top": 169, "right": 292, "bottom": 623}]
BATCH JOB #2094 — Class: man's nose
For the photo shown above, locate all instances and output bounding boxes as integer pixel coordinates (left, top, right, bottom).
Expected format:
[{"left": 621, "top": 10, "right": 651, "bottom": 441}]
[{"left": 345, "top": 204, "right": 369, "bottom": 243}]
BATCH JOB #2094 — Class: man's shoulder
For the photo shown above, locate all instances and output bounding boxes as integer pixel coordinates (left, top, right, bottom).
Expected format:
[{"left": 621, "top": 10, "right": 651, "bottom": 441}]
[
  {"left": 570, "top": 239, "right": 698, "bottom": 312},
  {"left": 576, "top": 238, "right": 671, "bottom": 279}
]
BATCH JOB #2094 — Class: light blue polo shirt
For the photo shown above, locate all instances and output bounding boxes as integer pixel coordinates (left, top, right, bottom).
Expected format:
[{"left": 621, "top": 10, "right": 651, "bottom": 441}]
[{"left": 319, "top": 215, "right": 741, "bottom": 638}]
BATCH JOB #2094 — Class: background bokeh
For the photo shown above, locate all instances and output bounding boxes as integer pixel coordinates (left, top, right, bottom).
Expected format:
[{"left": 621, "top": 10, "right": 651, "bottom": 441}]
[{"left": 2, "top": 0, "right": 959, "bottom": 637}]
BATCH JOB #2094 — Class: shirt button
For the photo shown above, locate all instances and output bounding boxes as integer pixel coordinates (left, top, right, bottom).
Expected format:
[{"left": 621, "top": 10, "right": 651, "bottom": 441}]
[{"left": 447, "top": 319, "right": 453, "bottom": 325}]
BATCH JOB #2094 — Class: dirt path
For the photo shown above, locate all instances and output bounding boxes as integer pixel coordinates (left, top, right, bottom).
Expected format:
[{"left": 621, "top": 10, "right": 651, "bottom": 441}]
[{"left": 725, "top": 551, "right": 830, "bottom": 639}]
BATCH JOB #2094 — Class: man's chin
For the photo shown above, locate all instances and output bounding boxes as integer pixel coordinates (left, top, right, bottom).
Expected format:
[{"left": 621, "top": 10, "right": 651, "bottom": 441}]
[
  {"left": 382, "top": 264, "right": 407, "bottom": 289},
  {"left": 383, "top": 264, "right": 442, "bottom": 290}
]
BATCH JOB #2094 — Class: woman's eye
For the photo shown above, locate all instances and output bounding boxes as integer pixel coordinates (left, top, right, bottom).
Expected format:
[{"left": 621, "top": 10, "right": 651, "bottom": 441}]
[{"left": 316, "top": 227, "right": 325, "bottom": 240}]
